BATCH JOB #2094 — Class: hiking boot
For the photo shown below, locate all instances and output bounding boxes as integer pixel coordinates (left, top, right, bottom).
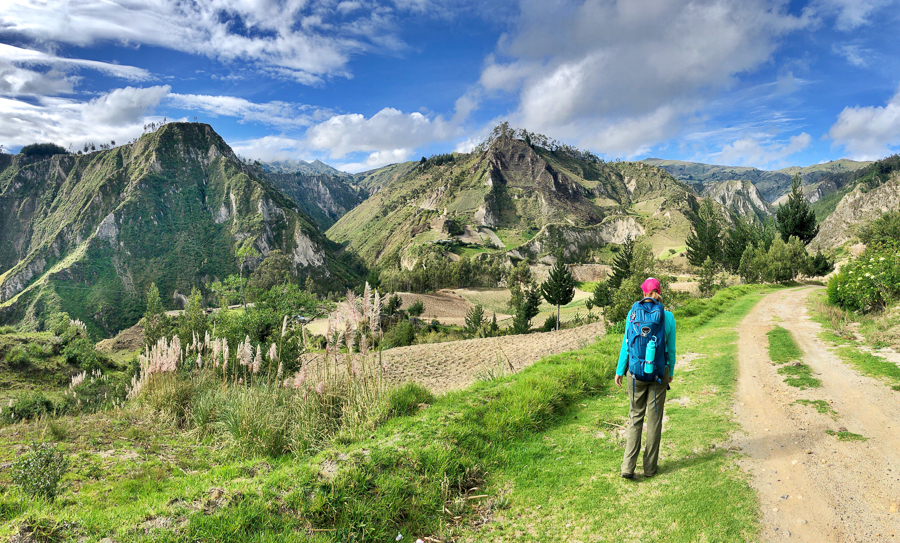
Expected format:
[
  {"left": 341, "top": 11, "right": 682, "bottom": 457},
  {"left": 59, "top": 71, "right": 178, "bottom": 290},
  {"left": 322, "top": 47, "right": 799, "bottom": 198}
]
[{"left": 621, "top": 473, "right": 634, "bottom": 479}]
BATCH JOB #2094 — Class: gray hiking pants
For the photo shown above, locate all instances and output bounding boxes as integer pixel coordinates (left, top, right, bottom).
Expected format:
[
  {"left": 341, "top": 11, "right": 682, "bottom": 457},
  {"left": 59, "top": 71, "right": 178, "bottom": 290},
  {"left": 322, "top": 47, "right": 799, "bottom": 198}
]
[{"left": 621, "top": 372, "right": 667, "bottom": 476}]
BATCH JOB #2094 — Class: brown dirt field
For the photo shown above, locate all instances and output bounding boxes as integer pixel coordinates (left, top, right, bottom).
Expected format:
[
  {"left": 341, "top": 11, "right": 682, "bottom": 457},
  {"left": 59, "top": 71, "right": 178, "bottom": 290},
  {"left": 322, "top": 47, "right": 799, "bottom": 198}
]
[
  {"left": 398, "top": 290, "right": 512, "bottom": 326},
  {"left": 299, "top": 321, "right": 606, "bottom": 394},
  {"left": 730, "top": 287, "right": 900, "bottom": 542},
  {"left": 96, "top": 322, "right": 144, "bottom": 353}
]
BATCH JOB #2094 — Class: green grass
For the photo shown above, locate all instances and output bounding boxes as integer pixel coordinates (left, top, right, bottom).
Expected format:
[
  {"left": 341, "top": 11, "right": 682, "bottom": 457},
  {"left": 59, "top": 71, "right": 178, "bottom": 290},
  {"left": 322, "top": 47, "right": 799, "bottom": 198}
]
[
  {"left": 776, "top": 364, "right": 822, "bottom": 389},
  {"left": 766, "top": 325, "right": 820, "bottom": 388},
  {"left": 794, "top": 399, "right": 836, "bottom": 418},
  {"left": 459, "top": 285, "right": 773, "bottom": 542},
  {"left": 807, "top": 291, "right": 900, "bottom": 391},
  {"left": 825, "top": 430, "right": 867, "bottom": 442},
  {"left": 1, "top": 285, "right": 774, "bottom": 542},
  {"left": 766, "top": 326, "right": 802, "bottom": 364}
]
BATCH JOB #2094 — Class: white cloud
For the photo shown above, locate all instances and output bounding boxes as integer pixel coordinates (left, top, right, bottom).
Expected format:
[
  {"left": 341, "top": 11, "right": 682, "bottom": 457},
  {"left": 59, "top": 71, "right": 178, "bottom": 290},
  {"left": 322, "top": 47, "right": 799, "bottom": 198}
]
[
  {"left": 0, "top": 61, "right": 79, "bottom": 95},
  {"left": 305, "top": 107, "right": 461, "bottom": 158},
  {"left": 716, "top": 132, "right": 812, "bottom": 167},
  {"left": 0, "top": 85, "right": 170, "bottom": 149},
  {"left": 167, "top": 93, "right": 329, "bottom": 128},
  {"left": 0, "top": 43, "right": 152, "bottom": 82},
  {"left": 479, "top": 0, "right": 811, "bottom": 157},
  {"left": 828, "top": 86, "right": 900, "bottom": 160},
  {"left": 832, "top": 44, "right": 870, "bottom": 67},
  {"left": 230, "top": 135, "right": 306, "bottom": 162},
  {"left": 0, "top": 0, "right": 406, "bottom": 83},
  {"left": 337, "top": 148, "right": 414, "bottom": 172},
  {"left": 814, "top": 0, "right": 897, "bottom": 31}
]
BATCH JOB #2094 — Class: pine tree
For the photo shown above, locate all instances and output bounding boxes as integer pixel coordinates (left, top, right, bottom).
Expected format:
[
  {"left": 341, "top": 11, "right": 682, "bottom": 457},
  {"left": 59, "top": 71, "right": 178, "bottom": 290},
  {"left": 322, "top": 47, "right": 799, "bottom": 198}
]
[
  {"left": 591, "top": 280, "right": 612, "bottom": 308},
  {"left": 776, "top": 174, "right": 819, "bottom": 244},
  {"left": 609, "top": 238, "right": 635, "bottom": 290},
  {"left": 685, "top": 199, "right": 722, "bottom": 268},
  {"left": 143, "top": 283, "right": 165, "bottom": 347},
  {"left": 541, "top": 261, "right": 576, "bottom": 331},
  {"left": 465, "top": 304, "right": 486, "bottom": 336},
  {"left": 511, "top": 284, "right": 541, "bottom": 334}
]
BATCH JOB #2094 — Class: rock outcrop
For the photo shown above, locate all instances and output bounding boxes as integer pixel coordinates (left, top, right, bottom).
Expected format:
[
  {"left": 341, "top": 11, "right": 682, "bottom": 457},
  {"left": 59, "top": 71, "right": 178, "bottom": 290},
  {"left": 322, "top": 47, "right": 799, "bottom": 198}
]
[{"left": 809, "top": 173, "right": 900, "bottom": 252}]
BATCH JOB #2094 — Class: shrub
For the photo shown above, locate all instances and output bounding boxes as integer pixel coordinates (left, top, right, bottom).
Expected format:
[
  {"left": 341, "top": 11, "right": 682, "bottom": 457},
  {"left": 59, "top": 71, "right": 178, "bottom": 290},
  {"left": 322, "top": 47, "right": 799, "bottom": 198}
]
[
  {"left": 407, "top": 298, "right": 425, "bottom": 317},
  {"left": 382, "top": 320, "right": 416, "bottom": 349},
  {"left": 63, "top": 337, "right": 104, "bottom": 372},
  {"left": 11, "top": 442, "right": 69, "bottom": 500},
  {"left": 4, "top": 345, "right": 30, "bottom": 367},
  {"left": 1, "top": 391, "right": 55, "bottom": 423},
  {"left": 385, "top": 382, "right": 434, "bottom": 419},
  {"left": 826, "top": 251, "right": 900, "bottom": 311},
  {"left": 541, "top": 314, "right": 558, "bottom": 332}
]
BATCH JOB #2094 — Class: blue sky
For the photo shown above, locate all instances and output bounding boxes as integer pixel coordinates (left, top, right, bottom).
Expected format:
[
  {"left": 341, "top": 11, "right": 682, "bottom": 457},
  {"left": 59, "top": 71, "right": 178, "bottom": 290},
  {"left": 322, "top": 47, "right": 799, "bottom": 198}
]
[{"left": 1, "top": 0, "right": 899, "bottom": 173}]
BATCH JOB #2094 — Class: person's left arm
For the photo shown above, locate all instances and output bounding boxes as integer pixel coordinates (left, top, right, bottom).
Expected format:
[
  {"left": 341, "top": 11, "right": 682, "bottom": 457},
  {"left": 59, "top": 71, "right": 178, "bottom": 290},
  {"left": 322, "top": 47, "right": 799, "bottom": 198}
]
[{"left": 665, "top": 311, "right": 677, "bottom": 378}]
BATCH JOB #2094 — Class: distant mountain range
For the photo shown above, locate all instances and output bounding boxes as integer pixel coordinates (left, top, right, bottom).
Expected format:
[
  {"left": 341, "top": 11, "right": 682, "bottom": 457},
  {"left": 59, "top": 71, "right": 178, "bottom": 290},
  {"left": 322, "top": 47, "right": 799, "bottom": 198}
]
[
  {"left": 641, "top": 158, "right": 871, "bottom": 204},
  {"left": 260, "top": 158, "right": 349, "bottom": 177},
  {"left": 1, "top": 121, "right": 893, "bottom": 338}
]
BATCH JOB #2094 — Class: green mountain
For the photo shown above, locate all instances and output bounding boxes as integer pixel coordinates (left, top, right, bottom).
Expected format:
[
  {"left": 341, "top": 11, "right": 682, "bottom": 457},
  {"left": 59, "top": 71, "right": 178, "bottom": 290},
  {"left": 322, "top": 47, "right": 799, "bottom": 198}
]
[
  {"left": 260, "top": 158, "right": 348, "bottom": 176},
  {"left": 326, "top": 134, "right": 706, "bottom": 267},
  {"left": 259, "top": 171, "right": 367, "bottom": 230},
  {"left": 642, "top": 158, "right": 872, "bottom": 204},
  {"left": 0, "top": 123, "right": 355, "bottom": 338}
]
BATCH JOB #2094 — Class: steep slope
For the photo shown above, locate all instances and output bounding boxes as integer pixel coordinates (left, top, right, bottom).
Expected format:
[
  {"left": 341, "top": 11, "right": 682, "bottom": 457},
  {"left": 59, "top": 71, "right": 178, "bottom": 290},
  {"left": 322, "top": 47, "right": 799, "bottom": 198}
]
[
  {"left": 701, "top": 179, "right": 773, "bottom": 222},
  {"left": 327, "top": 135, "right": 703, "bottom": 268},
  {"left": 810, "top": 169, "right": 900, "bottom": 251},
  {"left": 0, "top": 123, "right": 353, "bottom": 337},
  {"left": 260, "top": 159, "right": 348, "bottom": 176},
  {"left": 261, "top": 171, "right": 366, "bottom": 230},
  {"left": 644, "top": 158, "right": 871, "bottom": 204}
]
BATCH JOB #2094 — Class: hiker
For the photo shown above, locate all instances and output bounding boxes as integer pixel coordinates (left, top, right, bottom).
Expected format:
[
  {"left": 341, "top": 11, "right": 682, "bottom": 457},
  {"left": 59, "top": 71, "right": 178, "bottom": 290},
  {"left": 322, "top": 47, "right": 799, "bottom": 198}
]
[{"left": 614, "top": 277, "right": 676, "bottom": 479}]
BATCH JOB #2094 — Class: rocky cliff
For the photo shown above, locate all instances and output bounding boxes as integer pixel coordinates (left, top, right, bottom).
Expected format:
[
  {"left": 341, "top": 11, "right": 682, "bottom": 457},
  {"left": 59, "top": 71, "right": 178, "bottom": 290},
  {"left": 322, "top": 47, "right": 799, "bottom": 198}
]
[
  {"left": 809, "top": 172, "right": 900, "bottom": 252},
  {"left": 701, "top": 179, "right": 773, "bottom": 222}
]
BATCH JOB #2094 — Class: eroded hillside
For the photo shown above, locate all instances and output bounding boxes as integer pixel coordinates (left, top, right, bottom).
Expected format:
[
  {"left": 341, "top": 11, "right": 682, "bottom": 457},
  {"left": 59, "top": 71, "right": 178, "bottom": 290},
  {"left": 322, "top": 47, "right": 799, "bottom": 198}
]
[
  {"left": 0, "top": 123, "right": 354, "bottom": 337},
  {"left": 326, "top": 135, "right": 705, "bottom": 268}
]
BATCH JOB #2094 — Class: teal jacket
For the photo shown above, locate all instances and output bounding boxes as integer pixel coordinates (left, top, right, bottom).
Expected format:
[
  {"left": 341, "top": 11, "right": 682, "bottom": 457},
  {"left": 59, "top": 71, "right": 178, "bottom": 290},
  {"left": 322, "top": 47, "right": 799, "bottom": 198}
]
[{"left": 615, "top": 309, "right": 677, "bottom": 377}]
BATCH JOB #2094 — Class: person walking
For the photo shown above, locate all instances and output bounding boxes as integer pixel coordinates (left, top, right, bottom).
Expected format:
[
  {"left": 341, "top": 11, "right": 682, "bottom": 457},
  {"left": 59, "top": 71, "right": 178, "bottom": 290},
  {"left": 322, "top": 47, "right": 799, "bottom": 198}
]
[{"left": 614, "top": 277, "right": 676, "bottom": 479}]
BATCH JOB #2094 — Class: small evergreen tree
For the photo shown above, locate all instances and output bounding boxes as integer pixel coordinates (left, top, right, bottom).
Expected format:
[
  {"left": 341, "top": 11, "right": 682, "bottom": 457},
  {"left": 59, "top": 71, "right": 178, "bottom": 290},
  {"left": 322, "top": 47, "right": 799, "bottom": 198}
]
[
  {"left": 143, "top": 283, "right": 165, "bottom": 347},
  {"left": 408, "top": 298, "right": 425, "bottom": 317},
  {"left": 465, "top": 304, "right": 486, "bottom": 336},
  {"left": 591, "top": 280, "right": 612, "bottom": 309},
  {"left": 698, "top": 257, "right": 717, "bottom": 298},
  {"left": 609, "top": 238, "right": 635, "bottom": 290},
  {"left": 685, "top": 199, "right": 722, "bottom": 267},
  {"left": 179, "top": 287, "right": 208, "bottom": 346},
  {"left": 776, "top": 175, "right": 819, "bottom": 244},
  {"left": 541, "top": 261, "right": 576, "bottom": 331},
  {"left": 385, "top": 294, "right": 403, "bottom": 316},
  {"left": 511, "top": 284, "right": 541, "bottom": 334}
]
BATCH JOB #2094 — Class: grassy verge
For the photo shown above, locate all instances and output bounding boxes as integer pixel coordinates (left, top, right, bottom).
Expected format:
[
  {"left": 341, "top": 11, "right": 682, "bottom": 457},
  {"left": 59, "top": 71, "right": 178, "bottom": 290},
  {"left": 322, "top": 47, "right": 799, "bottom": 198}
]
[
  {"left": 457, "top": 285, "right": 774, "bottom": 542},
  {"left": 807, "top": 291, "right": 900, "bottom": 391},
  {"left": 766, "top": 326, "right": 802, "bottom": 364},
  {"left": 766, "top": 325, "right": 821, "bottom": 389}
]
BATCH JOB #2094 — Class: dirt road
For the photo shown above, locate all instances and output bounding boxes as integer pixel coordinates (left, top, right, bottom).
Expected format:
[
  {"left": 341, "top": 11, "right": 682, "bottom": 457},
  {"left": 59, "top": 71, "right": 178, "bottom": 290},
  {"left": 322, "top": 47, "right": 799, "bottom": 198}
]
[{"left": 731, "top": 287, "right": 900, "bottom": 542}]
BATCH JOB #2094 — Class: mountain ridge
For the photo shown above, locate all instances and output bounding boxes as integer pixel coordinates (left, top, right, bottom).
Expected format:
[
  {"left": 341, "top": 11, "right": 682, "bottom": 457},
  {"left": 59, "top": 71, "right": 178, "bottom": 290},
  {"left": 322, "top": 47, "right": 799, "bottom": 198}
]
[{"left": 0, "top": 123, "right": 355, "bottom": 337}]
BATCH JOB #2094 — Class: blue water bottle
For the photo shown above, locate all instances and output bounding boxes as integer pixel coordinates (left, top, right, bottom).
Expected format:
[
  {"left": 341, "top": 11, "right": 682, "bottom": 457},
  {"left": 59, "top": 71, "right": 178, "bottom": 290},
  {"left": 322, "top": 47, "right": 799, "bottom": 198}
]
[{"left": 644, "top": 338, "right": 656, "bottom": 374}]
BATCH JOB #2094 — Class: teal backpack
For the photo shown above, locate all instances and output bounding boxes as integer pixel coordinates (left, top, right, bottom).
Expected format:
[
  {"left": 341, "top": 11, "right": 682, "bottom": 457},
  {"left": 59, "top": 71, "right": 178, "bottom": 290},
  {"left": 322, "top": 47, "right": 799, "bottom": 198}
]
[{"left": 626, "top": 297, "right": 667, "bottom": 383}]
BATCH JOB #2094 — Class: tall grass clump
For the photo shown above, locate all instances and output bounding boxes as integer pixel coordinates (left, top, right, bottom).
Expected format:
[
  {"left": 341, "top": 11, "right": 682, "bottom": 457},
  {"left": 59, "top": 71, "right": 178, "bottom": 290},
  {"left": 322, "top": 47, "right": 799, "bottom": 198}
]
[{"left": 128, "top": 283, "right": 399, "bottom": 456}]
